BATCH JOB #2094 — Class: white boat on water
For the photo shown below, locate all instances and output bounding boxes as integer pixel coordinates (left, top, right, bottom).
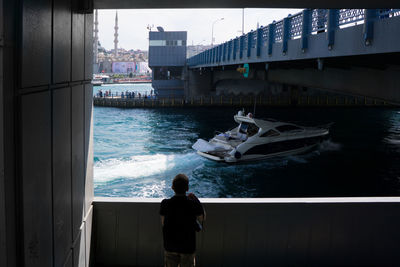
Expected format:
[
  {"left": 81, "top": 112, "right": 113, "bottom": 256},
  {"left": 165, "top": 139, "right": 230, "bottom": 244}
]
[
  {"left": 92, "top": 74, "right": 110, "bottom": 86},
  {"left": 92, "top": 79, "right": 103, "bottom": 86},
  {"left": 192, "top": 110, "right": 332, "bottom": 163}
]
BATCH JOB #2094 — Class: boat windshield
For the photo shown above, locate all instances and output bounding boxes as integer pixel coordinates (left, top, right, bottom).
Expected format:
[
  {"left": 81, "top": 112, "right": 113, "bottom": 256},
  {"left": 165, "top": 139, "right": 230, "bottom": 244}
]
[
  {"left": 239, "top": 123, "right": 249, "bottom": 133},
  {"left": 239, "top": 122, "right": 259, "bottom": 136}
]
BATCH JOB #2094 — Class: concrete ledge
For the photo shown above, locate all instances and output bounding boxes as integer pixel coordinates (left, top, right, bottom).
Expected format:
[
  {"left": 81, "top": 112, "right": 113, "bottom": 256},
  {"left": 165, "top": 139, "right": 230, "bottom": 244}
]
[
  {"left": 92, "top": 197, "right": 400, "bottom": 266},
  {"left": 94, "top": 196, "right": 400, "bottom": 203}
]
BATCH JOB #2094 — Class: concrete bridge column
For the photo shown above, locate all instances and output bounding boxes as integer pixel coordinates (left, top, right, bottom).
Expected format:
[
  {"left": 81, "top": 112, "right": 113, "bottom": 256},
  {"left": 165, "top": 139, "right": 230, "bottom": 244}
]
[
  {"left": 301, "top": 9, "right": 312, "bottom": 51},
  {"left": 1, "top": 1, "right": 94, "bottom": 266},
  {"left": 186, "top": 69, "right": 214, "bottom": 97},
  {"left": 363, "top": 9, "right": 379, "bottom": 45}
]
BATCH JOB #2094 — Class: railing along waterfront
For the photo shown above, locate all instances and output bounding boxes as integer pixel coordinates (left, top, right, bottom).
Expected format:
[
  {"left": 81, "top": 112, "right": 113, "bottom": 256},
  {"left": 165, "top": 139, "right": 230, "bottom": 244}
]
[
  {"left": 93, "top": 95, "right": 390, "bottom": 108},
  {"left": 187, "top": 8, "right": 400, "bottom": 67}
]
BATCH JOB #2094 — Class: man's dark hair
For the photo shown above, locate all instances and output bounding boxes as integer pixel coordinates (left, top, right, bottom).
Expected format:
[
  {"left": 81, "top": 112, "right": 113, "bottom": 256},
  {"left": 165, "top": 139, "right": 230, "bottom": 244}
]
[{"left": 172, "top": 174, "right": 189, "bottom": 194}]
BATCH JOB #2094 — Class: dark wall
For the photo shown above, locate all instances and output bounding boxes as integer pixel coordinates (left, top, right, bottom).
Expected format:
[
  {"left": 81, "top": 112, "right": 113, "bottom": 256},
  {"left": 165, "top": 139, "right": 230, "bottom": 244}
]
[
  {"left": 0, "top": 0, "right": 6, "bottom": 265},
  {"left": 186, "top": 69, "right": 213, "bottom": 97},
  {"left": 92, "top": 199, "right": 400, "bottom": 267},
  {"left": 267, "top": 66, "right": 400, "bottom": 104},
  {"left": 0, "top": 0, "right": 94, "bottom": 266}
]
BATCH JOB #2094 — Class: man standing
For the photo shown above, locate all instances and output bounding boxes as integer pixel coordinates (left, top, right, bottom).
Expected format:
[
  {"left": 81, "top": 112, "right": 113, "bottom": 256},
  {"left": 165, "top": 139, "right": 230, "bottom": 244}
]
[{"left": 160, "top": 174, "right": 205, "bottom": 267}]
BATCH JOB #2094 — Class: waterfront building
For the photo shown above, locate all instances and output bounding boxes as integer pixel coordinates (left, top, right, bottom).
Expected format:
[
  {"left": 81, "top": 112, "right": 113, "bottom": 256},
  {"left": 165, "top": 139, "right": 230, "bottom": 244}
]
[
  {"left": 99, "top": 60, "right": 113, "bottom": 73},
  {"left": 92, "top": 10, "right": 151, "bottom": 77},
  {"left": 148, "top": 29, "right": 187, "bottom": 97},
  {"left": 111, "top": 61, "right": 151, "bottom": 74}
]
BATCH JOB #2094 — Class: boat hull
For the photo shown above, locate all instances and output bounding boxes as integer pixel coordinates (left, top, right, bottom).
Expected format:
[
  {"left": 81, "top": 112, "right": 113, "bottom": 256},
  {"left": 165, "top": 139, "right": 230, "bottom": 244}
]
[
  {"left": 196, "top": 151, "right": 226, "bottom": 162},
  {"left": 226, "top": 143, "right": 319, "bottom": 163},
  {"left": 197, "top": 138, "right": 323, "bottom": 163}
]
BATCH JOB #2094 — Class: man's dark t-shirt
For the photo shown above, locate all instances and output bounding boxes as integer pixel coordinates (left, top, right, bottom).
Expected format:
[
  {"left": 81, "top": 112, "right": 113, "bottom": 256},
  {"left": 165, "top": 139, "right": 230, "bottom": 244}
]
[{"left": 160, "top": 195, "right": 204, "bottom": 254}]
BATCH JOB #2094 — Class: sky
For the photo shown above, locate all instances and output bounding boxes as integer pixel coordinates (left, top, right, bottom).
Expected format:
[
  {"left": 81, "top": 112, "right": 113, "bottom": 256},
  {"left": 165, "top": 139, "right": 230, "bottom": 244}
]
[{"left": 97, "top": 8, "right": 302, "bottom": 51}]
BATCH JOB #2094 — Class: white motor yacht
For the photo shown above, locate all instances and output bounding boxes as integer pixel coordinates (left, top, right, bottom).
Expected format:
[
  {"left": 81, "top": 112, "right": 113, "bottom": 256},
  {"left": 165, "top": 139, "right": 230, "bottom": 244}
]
[
  {"left": 192, "top": 110, "right": 332, "bottom": 163},
  {"left": 92, "top": 74, "right": 110, "bottom": 86},
  {"left": 92, "top": 79, "right": 103, "bottom": 86}
]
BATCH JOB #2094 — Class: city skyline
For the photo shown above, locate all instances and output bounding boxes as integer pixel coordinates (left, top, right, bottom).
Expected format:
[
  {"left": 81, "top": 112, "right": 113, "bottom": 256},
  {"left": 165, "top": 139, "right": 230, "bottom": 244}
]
[{"left": 97, "top": 8, "right": 302, "bottom": 51}]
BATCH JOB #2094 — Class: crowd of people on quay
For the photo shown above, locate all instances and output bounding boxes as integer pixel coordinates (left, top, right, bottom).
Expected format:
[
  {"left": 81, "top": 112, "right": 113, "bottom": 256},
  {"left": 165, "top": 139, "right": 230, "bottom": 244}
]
[{"left": 96, "top": 89, "right": 154, "bottom": 99}]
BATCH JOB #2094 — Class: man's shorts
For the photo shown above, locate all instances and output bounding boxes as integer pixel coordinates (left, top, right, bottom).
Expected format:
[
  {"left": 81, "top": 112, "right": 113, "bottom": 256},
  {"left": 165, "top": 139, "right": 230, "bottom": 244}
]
[{"left": 164, "top": 250, "right": 196, "bottom": 267}]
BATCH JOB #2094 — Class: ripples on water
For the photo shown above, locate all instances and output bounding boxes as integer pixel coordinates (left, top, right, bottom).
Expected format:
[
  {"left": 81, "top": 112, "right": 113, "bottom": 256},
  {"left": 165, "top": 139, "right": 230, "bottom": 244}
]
[{"left": 94, "top": 90, "right": 400, "bottom": 198}]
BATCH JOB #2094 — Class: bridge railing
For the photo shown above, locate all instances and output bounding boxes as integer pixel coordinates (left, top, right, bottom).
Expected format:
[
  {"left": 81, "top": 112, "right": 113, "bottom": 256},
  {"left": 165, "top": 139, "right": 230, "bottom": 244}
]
[
  {"left": 187, "top": 8, "right": 400, "bottom": 67},
  {"left": 93, "top": 93, "right": 390, "bottom": 108},
  {"left": 337, "top": 9, "right": 364, "bottom": 27},
  {"left": 311, "top": 9, "right": 328, "bottom": 34},
  {"left": 379, "top": 9, "right": 400, "bottom": 18},
  {"left": 289, "top": 12, "right": 303, "bottom": 39}
]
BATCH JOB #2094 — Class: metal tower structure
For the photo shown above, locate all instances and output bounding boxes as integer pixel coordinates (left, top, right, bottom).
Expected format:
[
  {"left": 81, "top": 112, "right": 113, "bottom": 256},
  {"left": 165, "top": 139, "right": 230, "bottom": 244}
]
[{"left": 114, "top": 10, "right": 119, "bottom": 57}]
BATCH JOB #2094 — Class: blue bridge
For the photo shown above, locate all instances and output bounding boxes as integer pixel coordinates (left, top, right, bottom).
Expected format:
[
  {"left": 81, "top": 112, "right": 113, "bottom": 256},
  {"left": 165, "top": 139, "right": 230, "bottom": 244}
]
[{"left": 186, "top": 9, "right": 400, "bottom": 104}]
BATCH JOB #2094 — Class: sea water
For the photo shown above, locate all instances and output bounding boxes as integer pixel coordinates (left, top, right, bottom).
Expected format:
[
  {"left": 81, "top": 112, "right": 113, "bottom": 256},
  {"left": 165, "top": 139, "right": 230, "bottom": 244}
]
[{"left": 94, "top": 84, "right": 400, "bottom": 198}]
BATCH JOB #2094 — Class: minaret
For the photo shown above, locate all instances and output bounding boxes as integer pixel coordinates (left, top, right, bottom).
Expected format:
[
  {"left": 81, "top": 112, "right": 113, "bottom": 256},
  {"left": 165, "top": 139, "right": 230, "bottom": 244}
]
[
  {"left": 93, "top": 9, "right": 99, "bottom": 64},
  {"left": 114, "top": 11, "right": 119, "bottom": 58}
]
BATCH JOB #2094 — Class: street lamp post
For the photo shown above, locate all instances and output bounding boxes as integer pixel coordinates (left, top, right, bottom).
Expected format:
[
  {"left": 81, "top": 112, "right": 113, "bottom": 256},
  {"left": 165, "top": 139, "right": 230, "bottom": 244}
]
[{"left": 211, "top": 17, "right": 224, "bottom": 47}]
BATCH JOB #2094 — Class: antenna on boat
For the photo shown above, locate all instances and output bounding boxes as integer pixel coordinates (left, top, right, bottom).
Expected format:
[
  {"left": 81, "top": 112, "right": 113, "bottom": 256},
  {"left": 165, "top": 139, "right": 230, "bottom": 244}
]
[{"left": 253, "top": 95, "right": 257, "bottom": 118}]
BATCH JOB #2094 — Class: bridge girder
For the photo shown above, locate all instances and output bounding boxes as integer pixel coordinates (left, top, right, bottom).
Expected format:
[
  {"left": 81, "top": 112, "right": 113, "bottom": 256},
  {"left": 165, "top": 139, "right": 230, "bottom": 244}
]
[{"left": 95, "top": 0, "right": 400, "bottom": 9}]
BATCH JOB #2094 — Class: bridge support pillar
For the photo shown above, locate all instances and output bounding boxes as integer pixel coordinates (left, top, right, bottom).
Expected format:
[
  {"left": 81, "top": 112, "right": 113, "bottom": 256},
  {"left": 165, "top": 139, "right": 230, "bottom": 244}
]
[
  {"left": 267, "top": 23, "right": 275, "bottom": 55},
  {"left": 212, "top": 47, "right": 216, "bottom": 63},
  {"left": 186, "top": 69, "right": 214, "bottom": 98},
  {"left": 282, "top": 17, "right": 290, "bottom": 54},
  {"left": 222, "top": 43, "right": 226, "bottom": 62},
  {"left": 301, "top": 9, "right": 311, "bottom": 52},
  {"left": 247, "top": 31, "right": 253, "bottom": 57},
  {"left": 364, "top": 9, "right": 379, "bottom": 45},
  {"left": 256, "top": 28, "right": 263, "bottom": 57},
  {"left": 228, "top": 40, "right": 232, "bottom": 61},
  {"left": 239, "top": 35, "right": 245, "bottom": 59},
  {"left": 327, "top": 9, "right": 339, "bottom": 49}
]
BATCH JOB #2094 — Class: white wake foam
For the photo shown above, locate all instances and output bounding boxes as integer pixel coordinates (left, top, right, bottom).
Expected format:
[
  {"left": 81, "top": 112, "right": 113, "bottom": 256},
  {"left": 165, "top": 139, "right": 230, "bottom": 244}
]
[
  {"left": 384, "top": 136, "right": 400, "bottom": 145},
  {"left": 139, "top": 180, "right": 167, "bottom": 198},
  {"left": 94, "top": 154, "right": 177, "bottom": 182},
  {"left": 94, "top": 153, "right": 201, "bottom": 183}
]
